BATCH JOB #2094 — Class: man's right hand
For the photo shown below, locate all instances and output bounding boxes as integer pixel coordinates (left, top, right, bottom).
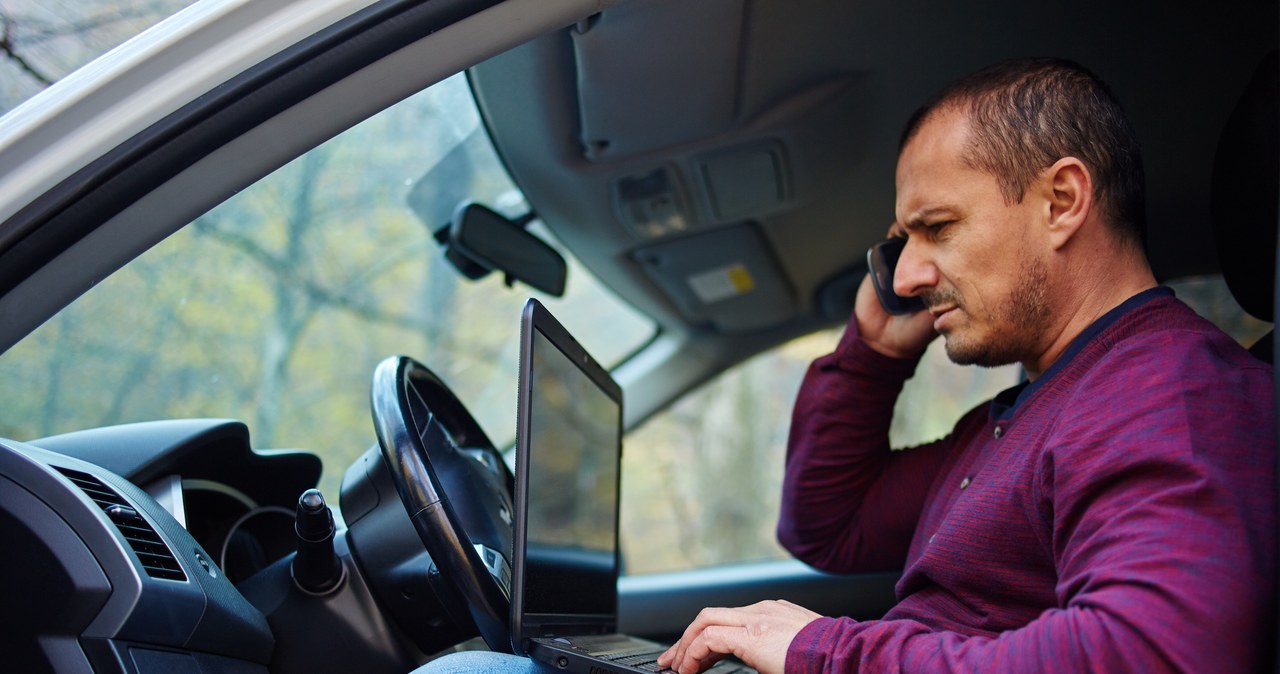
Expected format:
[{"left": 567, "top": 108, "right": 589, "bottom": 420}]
[{"left": 855, "top": 229, "right": 938, "bottom": 359}]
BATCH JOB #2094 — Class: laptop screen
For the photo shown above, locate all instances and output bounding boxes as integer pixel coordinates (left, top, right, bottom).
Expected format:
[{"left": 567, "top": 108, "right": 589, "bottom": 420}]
[{"left": 512, "top": 299, "right": 623, "bottom": 650}]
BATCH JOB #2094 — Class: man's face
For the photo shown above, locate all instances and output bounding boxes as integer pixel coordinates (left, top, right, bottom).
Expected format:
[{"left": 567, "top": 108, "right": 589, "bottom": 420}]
[{"left": 893, "top": 109, "right": 1051, "bottom": 367}]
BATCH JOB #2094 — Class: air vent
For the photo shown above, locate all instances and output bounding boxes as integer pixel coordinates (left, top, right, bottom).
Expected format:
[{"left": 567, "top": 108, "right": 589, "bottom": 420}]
[{"left": 55, "top": 467, "right": 187, "bottom": 582}]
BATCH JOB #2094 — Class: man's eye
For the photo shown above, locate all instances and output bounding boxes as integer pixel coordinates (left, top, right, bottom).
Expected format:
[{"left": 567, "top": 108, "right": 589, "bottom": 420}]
[{"left": 924, "top": 220, "right": 954, "bottom": 237}]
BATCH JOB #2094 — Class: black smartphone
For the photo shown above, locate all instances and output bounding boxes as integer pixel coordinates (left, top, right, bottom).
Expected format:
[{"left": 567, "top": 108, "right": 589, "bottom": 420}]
[{"left": 866, "top": 237, "right": 926, "bottom": 315}]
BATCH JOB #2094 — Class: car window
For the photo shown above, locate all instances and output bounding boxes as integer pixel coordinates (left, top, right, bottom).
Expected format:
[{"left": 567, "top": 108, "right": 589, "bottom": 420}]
[
  {"left": 620, "top": 328, "right": 1021, "bottom": 575},
  {"left": 0, "top": 73, "right": 654, "bottom": 499}
]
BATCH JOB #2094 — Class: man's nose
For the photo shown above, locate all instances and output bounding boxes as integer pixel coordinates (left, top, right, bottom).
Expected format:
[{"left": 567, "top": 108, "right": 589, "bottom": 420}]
[{"left": 892, "top": 239, "right": 938, "bottom": 298}]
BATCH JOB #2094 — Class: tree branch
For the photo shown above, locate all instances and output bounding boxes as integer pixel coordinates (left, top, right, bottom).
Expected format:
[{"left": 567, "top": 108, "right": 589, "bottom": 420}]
[
  {"left": 0, "top": 14, "right": 53, "bottom": 86},
  {"left": 194, "top": 216, "right": 430, "bottom": 332}
]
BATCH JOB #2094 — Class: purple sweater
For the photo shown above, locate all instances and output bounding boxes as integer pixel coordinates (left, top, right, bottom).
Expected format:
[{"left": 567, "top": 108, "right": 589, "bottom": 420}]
[{"left": 778, "top": 289, "right": 1276, "bottom": 672}]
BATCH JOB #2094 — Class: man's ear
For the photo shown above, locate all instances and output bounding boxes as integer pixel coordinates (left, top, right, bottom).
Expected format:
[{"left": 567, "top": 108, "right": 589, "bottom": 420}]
[{"left": 1042, "top": 157, "right": 1093, "bottom": 251}]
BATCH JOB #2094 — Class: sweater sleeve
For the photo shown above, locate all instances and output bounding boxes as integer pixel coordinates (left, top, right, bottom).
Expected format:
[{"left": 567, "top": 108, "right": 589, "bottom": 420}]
[
  {"left": 776, "top": 317, "right": 958, "bottom": 573},
  {"left": 784, "top": 332, "right": 1277, "bottom": 673}
]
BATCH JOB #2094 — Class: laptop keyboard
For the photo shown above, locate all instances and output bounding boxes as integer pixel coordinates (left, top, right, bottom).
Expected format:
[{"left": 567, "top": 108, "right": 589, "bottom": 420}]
[
  {"left": 534, "top": 635, "right": 754, "bottom": 674},
  {"left": 597, "top": 645, "right": 752, "bottom": 673},
  {"left": 599, "top": 647, "right": 667, "bottom": 671}
]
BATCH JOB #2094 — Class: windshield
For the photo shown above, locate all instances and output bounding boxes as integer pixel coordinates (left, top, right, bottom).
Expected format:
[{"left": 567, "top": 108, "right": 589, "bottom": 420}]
[{"left": 0, "top": 73, "right": 654, "bottom": 498}]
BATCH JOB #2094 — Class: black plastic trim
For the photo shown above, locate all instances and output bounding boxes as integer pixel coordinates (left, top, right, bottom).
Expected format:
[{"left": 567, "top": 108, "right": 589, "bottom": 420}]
[{"left": 31, "top": 419, "right": 321, "bottom": 509}]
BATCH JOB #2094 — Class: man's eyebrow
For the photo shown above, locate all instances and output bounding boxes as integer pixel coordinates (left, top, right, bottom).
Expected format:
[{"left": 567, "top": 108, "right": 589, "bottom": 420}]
[{"left": 900, "top": 207, "right": 955, "bottom": 230}]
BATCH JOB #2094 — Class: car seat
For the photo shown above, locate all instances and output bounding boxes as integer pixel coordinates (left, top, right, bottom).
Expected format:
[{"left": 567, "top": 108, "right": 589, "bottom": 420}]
[{"left": 1211, "top": 50, "right": 1278, "bottom": 363}]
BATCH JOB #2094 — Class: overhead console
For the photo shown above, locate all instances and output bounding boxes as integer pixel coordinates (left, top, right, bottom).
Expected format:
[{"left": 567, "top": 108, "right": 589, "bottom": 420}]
[
  {"left": 613, "top": 142, "right": 788, "bottom": 240},
  {"left": 615, "top": 141, "right": 794, "bottom": 332}
]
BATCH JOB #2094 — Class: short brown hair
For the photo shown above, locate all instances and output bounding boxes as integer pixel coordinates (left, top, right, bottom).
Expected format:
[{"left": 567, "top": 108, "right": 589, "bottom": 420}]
[{"left": 901, "top": 58, "right": 1146, "bottom": 249}]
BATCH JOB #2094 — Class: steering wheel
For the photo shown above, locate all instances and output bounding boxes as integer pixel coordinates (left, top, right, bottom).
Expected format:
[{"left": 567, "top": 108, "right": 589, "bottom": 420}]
[{"left": 370, "top": 355, "right": 515, "bottom": 652}]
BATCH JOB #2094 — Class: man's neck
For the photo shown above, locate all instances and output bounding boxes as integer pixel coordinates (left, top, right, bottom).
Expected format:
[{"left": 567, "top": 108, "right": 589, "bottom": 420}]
[{"left": 1022, "top": 255, "right": 1157, "bottom": 379}]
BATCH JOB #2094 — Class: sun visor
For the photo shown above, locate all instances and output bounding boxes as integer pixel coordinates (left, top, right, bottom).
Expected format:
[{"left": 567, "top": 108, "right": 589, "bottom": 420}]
[
  {"left": 571, "top": 0, "right": 744, "bottom": 161},
  {"left": 633, "top": 223, "right": 794, "bottom": 333}
]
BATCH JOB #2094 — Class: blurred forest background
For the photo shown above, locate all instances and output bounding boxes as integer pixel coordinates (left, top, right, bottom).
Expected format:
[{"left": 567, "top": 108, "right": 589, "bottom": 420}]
[{"left": 0, "top": 1, "right": 1262, "bottom": 579}]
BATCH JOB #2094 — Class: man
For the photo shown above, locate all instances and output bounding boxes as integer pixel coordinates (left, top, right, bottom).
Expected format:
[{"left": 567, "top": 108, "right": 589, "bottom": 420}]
[{"left": 657, "top": 58, "right": 1276, "bottom": 673}]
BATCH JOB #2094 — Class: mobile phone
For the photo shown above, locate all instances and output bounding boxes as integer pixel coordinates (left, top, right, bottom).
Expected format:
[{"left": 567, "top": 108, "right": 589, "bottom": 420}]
[{"left": 866, "top": 237, "right": 926, "bottom": 315}]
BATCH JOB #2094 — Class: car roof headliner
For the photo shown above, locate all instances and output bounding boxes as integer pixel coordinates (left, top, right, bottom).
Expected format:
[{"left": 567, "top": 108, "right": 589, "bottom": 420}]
[{"left": 470, "top": 0, "right": 1279, "bottom": 340}]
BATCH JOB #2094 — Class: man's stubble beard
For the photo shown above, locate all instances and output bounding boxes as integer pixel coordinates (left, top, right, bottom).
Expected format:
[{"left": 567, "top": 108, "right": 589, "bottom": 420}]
[{"left": 930, "top": 255, "right": 1051, "bottom": 368}]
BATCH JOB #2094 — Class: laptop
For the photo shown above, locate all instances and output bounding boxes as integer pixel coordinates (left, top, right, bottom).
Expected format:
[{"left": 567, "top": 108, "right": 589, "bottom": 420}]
[{"left": 511, "top": 298, "right": 753, "bottom": 674}]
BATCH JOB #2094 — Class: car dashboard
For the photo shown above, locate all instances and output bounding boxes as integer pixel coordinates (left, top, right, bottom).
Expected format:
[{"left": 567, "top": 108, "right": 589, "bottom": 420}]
[{"left": 0, "top": 419, "right": 321, "bottom": 673}]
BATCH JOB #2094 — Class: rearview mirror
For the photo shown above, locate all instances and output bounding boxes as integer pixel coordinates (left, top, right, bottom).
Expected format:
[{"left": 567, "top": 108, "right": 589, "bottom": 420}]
[{"left": 437, "top": 203, "right": 567, "bottom": 297}]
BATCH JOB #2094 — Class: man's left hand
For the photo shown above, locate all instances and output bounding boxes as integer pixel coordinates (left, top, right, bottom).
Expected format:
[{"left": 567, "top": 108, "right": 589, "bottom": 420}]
[{"left": 656, "top": 600, "right": 821, "bottom": 674}]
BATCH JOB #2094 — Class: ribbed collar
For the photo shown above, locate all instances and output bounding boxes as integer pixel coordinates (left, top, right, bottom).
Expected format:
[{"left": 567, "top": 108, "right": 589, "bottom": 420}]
[{"left": 989, "top": 286, "right": 1175, "bottom": 421}]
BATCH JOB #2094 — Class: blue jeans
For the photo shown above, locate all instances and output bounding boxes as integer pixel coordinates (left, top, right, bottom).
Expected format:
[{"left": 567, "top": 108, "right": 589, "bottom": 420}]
[{"left": 411, "top": 651, "right": 558, "bottom": 673}]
